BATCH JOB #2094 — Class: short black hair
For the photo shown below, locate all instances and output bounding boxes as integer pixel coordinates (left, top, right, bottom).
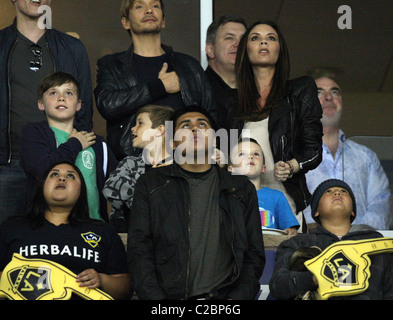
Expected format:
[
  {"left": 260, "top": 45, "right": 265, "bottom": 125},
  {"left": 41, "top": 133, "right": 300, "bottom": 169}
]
[{"left": 172, "top": 105, "right": 218, "bottom": 133}]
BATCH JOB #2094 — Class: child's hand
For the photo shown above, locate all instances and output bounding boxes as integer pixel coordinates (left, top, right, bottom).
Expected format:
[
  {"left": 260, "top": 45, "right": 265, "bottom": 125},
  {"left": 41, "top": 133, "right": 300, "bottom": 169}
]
[
  {"left": 285, "top": 227, "right": 298, "bottom": 236},
  {"left": 211, "top": 148, "right": 226, "bottom": 167},
  {"left": 69, "top": 129, "right": 96, "bottom": 150}
]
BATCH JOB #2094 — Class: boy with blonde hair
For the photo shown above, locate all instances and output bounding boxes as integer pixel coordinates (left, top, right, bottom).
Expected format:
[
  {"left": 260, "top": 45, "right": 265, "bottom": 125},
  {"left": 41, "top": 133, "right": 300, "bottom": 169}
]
[
  {"left": 229, "top": 137, "right": 299, "bottom": 235},
  {"left": 102, "top": 104, "right": 174, "bottom": 231}
]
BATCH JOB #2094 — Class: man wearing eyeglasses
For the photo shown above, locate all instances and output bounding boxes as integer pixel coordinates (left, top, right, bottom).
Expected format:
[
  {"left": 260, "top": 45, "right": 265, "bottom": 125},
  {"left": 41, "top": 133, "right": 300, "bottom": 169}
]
[
  {"left": 0, "top": 0, "right": 93, "bottom": 224},
  {"left": 303, "top": 77, "right": 391, "bottom": 230}
]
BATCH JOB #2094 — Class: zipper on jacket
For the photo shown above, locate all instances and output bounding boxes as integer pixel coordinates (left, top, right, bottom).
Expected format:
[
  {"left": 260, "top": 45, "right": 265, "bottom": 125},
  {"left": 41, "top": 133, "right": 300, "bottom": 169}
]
[
  {"left": 225, "top": 206, "right": 240, "bottom": 286},
  {"left": 149, "top": 175, "right": 192, "bottom": 299},
  {"left": 280, "top": 135, "right": 287, "bottom": 161},
  {"left": 149, "top": 179, "right": 172, "bottom": 195},
  {"left": 185, "top": 208, "right": 191, "bottom": 300},
  {"left": 297, "top": 174, "right": 308, "bottom": 209},
  {"left": 6, "top": 39, "right": 18, "bottom": 163},
  {"left": 298, "top": 152, "right": 320, "bottom": 170},
  {"left": 46, "top": 42, "right": 56, "bottom": 72}
]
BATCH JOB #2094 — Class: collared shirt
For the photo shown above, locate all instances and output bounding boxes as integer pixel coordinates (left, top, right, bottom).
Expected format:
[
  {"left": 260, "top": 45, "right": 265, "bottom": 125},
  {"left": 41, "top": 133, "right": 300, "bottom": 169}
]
[{"left": 304, "top": 130, "right": 391, "bottom": 229}]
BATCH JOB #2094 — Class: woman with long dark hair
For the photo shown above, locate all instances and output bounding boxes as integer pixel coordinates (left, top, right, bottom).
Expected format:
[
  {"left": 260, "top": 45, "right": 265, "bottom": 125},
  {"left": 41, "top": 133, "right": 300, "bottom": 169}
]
[
  {"left": 234, "top": 21, "right": 323, "bottom": 231},
  {"left": 0, "top": 161, "right": 131, "bottom": 299}
]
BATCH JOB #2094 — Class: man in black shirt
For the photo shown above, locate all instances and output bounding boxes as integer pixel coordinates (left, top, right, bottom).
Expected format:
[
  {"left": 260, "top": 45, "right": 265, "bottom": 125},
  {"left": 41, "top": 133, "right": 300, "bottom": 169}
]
[
  {"left": 128, "top": 106, "right": 265, "bottom": 300},
  {"left": 205, "top": 15, "right": 246, "bottom": 131},
  {"left": 94, "top": 0, "right": 216, "bottom": 160}
]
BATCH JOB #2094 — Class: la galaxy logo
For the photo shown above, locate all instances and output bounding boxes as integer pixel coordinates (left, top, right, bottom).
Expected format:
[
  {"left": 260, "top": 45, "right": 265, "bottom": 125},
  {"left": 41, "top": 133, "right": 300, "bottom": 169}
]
[
  {"left": 81, "top": 232, "right": 101, "bottom": 248},
  {"left": 7, "top": 265, "right": 53, "bottom": 300},
  {"left": 82, "top": 150, "right": 94, "bottom": 169},
  {"left": 321, "top": 250, "right": 359, "bottom": 288}
]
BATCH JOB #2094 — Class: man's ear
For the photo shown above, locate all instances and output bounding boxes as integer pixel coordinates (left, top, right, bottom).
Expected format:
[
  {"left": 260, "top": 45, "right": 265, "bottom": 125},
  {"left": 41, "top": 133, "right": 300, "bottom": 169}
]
[
  {"left": 205, "top": 43, "right": 215, "bottom": 60},
  {"left": 227, "top": 165, "right": 233, "bottom": 172},
  {"left": 121, "top": 17, "right": 130, "bottom": 31},
  {"left": 38, "top": 99, "right": 45, "bottom": 111}
]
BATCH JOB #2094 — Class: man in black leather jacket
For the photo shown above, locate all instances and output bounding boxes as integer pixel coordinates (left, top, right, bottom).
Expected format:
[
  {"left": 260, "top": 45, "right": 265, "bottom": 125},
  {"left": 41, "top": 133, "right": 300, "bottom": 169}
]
[
  {"left": 94, "top": 0, "right": 216, "bottom": 160},
  {"left": 128, "top": 106, "right": 265, "bottom": 300}
]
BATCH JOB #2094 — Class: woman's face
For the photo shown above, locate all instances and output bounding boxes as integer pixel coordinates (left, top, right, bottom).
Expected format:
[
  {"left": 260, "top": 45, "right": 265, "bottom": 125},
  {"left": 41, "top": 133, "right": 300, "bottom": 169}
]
[
  {"left": 246, "top": 24, "right": 280, "bottom": 68},
  {"left": 43, "top": 163, "right": 82, "bottom": 209}
]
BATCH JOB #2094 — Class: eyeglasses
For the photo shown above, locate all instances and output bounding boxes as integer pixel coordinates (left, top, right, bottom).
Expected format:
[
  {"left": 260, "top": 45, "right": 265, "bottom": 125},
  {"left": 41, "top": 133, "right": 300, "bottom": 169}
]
[{"left": 29, "top": 44, "right": 42, "bottom": 72}]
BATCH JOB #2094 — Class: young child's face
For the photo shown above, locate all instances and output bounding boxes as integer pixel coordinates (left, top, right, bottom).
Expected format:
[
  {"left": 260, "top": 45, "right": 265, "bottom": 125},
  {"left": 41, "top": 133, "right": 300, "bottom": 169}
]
[
  {"left": 315, "top": 187, "right": 355, "bottom": 221},
  {"left": 229, "top": 141, "right": 265, "bottom": 178},
  {"left": 131, "top": 112, "right": 156, "bottom": 149},
  {"left": 38, "top": 82, "right": 81, "bottom": 122}
]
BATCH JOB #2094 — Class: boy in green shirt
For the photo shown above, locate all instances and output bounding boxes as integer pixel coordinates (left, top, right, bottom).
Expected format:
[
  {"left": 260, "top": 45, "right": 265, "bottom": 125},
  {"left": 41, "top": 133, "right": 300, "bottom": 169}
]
[{"left": 20, "top": 72, "right": 117, "bottom": 221}]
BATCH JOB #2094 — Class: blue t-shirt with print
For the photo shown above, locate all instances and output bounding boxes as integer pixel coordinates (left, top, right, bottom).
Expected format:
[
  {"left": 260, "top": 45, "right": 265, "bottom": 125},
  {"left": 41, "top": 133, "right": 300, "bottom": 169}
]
[{"left": 257, "top": 187, "right": 299, "bottom": 230}]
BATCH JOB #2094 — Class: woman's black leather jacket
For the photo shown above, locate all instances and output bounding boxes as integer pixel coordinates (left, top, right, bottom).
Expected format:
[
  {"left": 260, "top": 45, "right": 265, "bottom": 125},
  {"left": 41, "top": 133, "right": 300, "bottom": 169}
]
[{"left": 233, "top": 76, "right": 323, "bottom": 213}]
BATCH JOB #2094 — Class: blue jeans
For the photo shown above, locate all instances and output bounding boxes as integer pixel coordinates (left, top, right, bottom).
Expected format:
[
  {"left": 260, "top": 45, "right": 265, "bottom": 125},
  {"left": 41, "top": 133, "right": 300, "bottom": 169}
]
[{"left": 0, "top": 159, "right": 27, "bottom": 224}]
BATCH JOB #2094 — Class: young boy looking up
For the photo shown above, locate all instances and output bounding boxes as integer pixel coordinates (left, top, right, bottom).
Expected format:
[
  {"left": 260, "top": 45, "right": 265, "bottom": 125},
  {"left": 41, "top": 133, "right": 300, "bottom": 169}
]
[
  {"left": 102, "top": 105, "right": 174, "bottom": 231},
  {"left": 269, "top": 179, "right": 393, "bottom": 300},
  {"left": 228, "top": 138, "right": 299, "bottom": 235},
  {"left": 20, "top": 72, "right": 117, "bottom": 222}
]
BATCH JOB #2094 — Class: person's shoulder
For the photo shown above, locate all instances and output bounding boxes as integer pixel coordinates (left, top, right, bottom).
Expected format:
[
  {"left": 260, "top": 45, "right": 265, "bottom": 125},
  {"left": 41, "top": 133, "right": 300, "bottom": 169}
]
[
  {"left": 21, "top": 120, "right": 49, "bottom": 134},
  {"left": 97, "top": 50, "right": 128, "bottom": 66},
  {"left": 223, "top": 169, "right": 254, "bottom": 190},
  {"left": 277, "top": 231, "right": 318, "bottom": 250},
  {"left": 286, "top": 76, "right": 317, "bottom": 93},
  {"left": 0, "top": 24, "right": 13, "bottom": 36},
  {"left": 258, "top": 186, "right": 284, "bottom": 195},
  {"left": 137, "top": 164, "right": 172, "bottom": 185},
  {"left": 171, "top": 50, "right": 201, "bottom": 66},
  {"left": 287, "top": 75, "right": 314, "bottom": 86},
  {"left": 48, "top": 28, "right": 87, "bottom": 48},
  {"left": 343, "top": 138, "right": 379, "bottom": 159},
  {"left": 0, "top": 216, "right": 29, "bottom": 232},
  {"left": 118, "top": 155, "right": 145, "bottom": 168}
]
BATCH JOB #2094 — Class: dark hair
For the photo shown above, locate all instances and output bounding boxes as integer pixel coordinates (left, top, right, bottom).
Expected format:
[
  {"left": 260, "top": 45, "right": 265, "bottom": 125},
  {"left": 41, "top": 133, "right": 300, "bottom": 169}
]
[
  {"left": 206, "top": 14, "right": 247, "bottom": 45},
  {"left": 120, "top": 0, "right": 165, "bottom": 18},
  {"left": 172, "top": 105, "right": 218, "bottom": 134},
  {"left": 27, "top": 161, "right": 90, "bottom": 229},
  {"left": 235, "top": 21, "right": 290, "bottom": 121},
  {"left": 37, "top": 72, "right": 81, "bottom": 100}
]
